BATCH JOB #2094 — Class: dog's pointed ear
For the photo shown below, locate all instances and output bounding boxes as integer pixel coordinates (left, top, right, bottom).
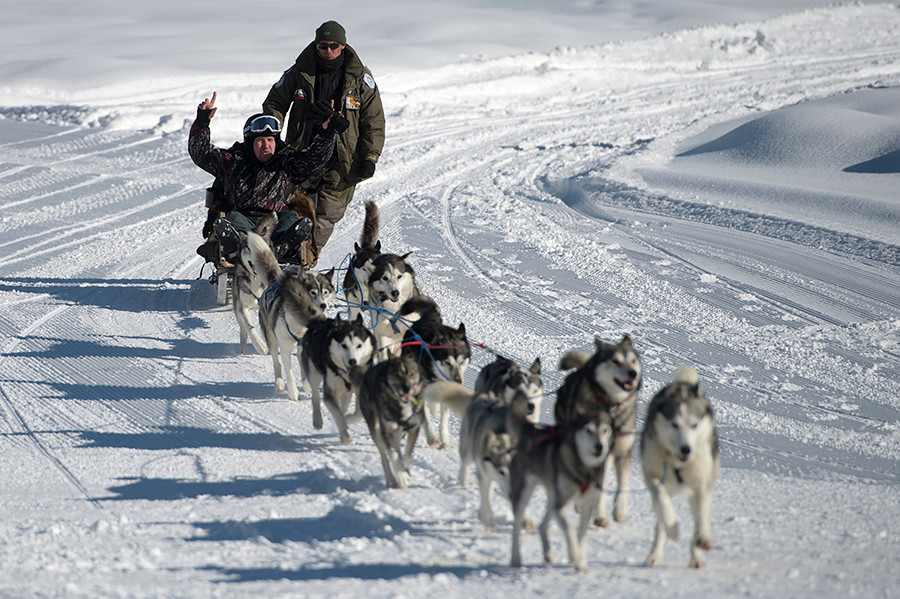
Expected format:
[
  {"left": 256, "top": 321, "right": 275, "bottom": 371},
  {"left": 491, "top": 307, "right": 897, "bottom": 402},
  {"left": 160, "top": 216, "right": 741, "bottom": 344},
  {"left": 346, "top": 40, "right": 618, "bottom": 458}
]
[
  {"left": 354, "top": 242, "right": 361, "bottom": 252},
  {"left": 530, "top": 357, "right": 541, "bottom": 374},
  {"left": 401, "top": 251, "right": 413, "bottom": 262},
  {"left": 593, "top": 337, "right": 609, "bottom": 351},
  {"left": 374, "top": 240, "right": 382, "bottom": 251},
  {"left": 620, "top": 334, "right": 633, "bottom": 348},
  {"left": 456, "top": 322, "right": 466, "bottom": 336},
  {"left": 325, "top": 267, "right": 335, "bottom": 280},
  {"left": 355, "top": 313, "right": 364, "bottom": 326}
]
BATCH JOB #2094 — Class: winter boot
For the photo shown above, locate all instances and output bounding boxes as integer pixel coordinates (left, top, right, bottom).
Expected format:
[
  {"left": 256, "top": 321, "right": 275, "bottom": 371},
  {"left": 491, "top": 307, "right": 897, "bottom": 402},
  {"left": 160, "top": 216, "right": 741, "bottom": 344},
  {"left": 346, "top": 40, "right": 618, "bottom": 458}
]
[
  {"left": 274, "top": 217, "right": 313, "bottom": 262},
  {"left": 213, "top": 218, "right": 241, "bottom": 262}
]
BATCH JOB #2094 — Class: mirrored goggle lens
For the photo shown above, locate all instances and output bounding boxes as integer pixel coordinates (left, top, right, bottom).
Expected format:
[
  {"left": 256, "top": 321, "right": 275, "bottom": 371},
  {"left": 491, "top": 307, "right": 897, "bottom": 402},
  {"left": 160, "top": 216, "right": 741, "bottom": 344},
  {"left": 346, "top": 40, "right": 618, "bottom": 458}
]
[{"left": 244, "top": 115, "right": 281, "bottom": 135}]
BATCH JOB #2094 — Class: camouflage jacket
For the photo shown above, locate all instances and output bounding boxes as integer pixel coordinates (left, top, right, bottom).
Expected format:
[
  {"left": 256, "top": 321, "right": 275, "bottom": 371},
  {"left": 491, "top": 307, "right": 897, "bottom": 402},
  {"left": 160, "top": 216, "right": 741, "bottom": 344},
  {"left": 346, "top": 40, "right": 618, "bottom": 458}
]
[{"left": 188, "top": 113, "right": 335, "bottom": 216}]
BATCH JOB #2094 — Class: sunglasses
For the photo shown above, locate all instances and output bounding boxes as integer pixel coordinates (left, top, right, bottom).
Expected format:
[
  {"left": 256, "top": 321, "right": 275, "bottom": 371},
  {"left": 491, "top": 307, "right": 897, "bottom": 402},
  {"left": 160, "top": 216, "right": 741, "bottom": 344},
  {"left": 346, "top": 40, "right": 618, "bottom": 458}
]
[
  {"left": 316, "top": 42, "right": 343, "bottom": 51},
  {"left": 244, "top": 115, "right": 281, "bottom": 135}
]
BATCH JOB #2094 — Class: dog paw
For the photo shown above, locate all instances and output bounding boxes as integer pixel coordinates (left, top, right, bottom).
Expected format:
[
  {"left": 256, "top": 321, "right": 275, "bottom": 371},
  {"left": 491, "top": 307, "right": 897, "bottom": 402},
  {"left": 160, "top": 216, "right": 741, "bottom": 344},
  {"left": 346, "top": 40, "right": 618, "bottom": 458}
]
[
  {"left": 396, "top": 472, "right": 410, "bottom": 489},
  {"left": 427, "top": 436, "right": 441, "bottom": 447},
  {"left": 594, "top": 516, "right": 610, "bottom": 528},
  {"left": 522, "top": 519, "right": 536, "bottom": 532},
  {"left": 645, "top": 553, "right": 662, "bottom": 567},
  {"left": 574, "top": 560, "right": 588, "bottom": 573},
  {"left": 339, "top": 434, "right": 353, "bottom": 444},
  {"left": 613, "top": 507, "right": 629, "bottom": 523},
  {"left": 695, "top": 537, "right": 714, "bottom": 551},
  {"left": 543, "top": 551, "right": 554, "bottom": 565},
  {"left": 690, "top": 557, "right": 706, "bottom": 569},
  {"left": 275, "top": 380, "right": 286, "bottom": 393}
]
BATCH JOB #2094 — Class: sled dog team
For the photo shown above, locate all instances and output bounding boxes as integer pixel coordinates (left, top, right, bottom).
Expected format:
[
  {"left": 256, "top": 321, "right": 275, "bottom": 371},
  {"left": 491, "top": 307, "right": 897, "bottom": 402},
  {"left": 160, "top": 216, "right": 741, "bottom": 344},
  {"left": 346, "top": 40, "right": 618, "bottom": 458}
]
[{"left": 226, "top": 201, "right": 721, "bottom": 572}]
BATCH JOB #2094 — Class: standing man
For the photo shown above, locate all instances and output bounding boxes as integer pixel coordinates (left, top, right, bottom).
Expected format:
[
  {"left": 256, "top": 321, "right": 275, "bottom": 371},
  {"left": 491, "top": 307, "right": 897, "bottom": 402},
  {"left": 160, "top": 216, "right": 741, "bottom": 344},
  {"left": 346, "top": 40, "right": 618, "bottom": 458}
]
[{"left": 263, "top": 20, "right": 385, "bottom": 262}]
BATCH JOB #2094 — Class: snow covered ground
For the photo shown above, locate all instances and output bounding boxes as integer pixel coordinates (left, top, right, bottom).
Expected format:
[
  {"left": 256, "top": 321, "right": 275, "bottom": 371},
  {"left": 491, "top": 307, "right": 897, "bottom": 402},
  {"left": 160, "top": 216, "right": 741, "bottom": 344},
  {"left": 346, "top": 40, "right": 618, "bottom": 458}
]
[{"left": 1, "top": 1, "right": 898, "bottom": 597}]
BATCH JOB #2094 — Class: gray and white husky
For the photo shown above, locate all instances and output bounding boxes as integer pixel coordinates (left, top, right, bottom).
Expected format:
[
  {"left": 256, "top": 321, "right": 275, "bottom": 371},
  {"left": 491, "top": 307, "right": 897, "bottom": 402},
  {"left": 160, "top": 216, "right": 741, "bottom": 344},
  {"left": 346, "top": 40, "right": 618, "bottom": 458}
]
[
  {"left": 401, "top": 317, "right": 470, "bottom": 448},
  {"left": 474, "top": 355, "right": 545, "bottom": 424},
  {"left": 367, "top": 252, "right": 422, "bottom": 357},
  {"left": 247, "top": 232, "right": 324, "bottom": 401},
  {"left": 299, "top": 313, "right": 376, "bottom": 443},
  {"left": 301, "top": 267, "right": 336, "bottom": 312},
  {"left": 641, "top": 365, "right": 720, "bottom": 569},
  {"left": 231, "top": 212, "right": 278, "bottom": 355},
  {"left": 342, "top": 200, "right": 381, "bottom": 320},
  {"left": 554, "top": 334, "right": 642, "bottom": 527},
  {"left": 358, "top": 352, "right": 428, "bottom": 489},
  {"left": 508, "top": 405, "right": 614, "bottom": 572}
]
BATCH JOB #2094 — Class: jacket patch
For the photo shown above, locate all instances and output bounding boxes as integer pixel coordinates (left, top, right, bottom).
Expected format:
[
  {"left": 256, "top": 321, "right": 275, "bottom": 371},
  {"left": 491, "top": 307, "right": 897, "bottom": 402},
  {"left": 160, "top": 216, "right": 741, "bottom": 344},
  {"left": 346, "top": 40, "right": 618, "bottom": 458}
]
[
  {"left": 294, "top": 89, "right": 307, "bottom": 100},
  {"left": 363, "top": 73, "right": 376, "bottom": 89},
  {"left": 345, "top": 96, "right": 361, "bottom": 110}
]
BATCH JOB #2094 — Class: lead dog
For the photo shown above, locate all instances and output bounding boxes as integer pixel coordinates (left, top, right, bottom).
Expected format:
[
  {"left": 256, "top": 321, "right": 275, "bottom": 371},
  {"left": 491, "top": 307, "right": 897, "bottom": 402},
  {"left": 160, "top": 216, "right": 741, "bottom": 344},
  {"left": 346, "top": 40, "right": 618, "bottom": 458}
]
[
  {"left": 474, "top": 355, "right": 545, "bottom": 424},
  {"left": 508, "top": 403, "right": 614, "bottom": 572},
  {"left": 299, "top": 314, "right": 376, "bottom": 443},
  {"left": 247, "top": 231, "right": 323, "bottom": 401},
  {"left": 641, "top": 366, "right": 720, "bottom": 568},
  {"left": 554, "top": 334, "right": 642, "bottom": 527},
  {"left": 358, "top": 352, "right": 428, "bottom": 489},
  {"left": 231, "top": 212, "right": 278, "bottom": 355}
]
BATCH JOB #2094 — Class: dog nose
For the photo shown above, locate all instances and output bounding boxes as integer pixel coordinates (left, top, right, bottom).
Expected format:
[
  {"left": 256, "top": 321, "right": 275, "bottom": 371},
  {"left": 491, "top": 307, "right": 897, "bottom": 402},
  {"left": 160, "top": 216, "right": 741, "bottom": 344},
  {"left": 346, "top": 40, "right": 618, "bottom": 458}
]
[
  {"left": 348, "top": 359, "right": 357, "bottom": 367},
  {"left": 680, "top": 445, "right": 691, "bottom": 457},
  {"left": 527, "top": 403, "right": 535, "bottom": 414}
]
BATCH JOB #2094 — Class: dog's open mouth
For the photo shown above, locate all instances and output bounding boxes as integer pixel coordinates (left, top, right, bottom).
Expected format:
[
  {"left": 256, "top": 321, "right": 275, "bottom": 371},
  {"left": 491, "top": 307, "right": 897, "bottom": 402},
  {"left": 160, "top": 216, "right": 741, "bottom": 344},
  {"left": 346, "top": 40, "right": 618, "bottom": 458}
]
[{"left": 616, "top": 378, "right": 636, "bottom": 391}]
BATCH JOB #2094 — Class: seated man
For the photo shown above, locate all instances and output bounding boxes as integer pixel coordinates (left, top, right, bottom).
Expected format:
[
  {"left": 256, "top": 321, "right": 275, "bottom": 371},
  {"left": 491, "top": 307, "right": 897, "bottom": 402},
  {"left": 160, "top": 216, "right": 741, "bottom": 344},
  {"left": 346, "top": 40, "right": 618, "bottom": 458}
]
[{"left": 188, "top": 91, "right": 347, "bottom": 262}]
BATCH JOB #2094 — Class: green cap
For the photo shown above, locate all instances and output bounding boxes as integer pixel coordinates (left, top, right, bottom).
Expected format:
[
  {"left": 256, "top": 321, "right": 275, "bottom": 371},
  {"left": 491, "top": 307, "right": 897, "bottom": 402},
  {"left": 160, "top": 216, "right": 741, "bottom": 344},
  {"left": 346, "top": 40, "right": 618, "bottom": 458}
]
[{"left": 315, "top": 21, "right": 346, "bottom": 44}]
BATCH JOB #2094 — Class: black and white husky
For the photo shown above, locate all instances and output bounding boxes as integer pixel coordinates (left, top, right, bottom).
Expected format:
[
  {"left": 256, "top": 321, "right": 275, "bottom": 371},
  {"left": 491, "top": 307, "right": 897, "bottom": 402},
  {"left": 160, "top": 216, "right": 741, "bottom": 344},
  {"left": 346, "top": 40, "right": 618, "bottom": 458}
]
[
  {"left": 230, "top": 212, "right": 278, "bottom": 355},
  {"left": 401, "top": 317, "right": 470, "bottom": 448},
  {"left": 641, "top": 366, "right": 720, "bottom": 569},
  {"left": 358, "top": 353, "right": 428, "bottom": 489},
  {"left": 299, "top": 314, "right": 376, "bottom": 443},
  {"left": 247, "top": 232, "right": 323, "bottom": 401},
  {"left": 554, "top": 335, "right": 642, "bottom": 527},
  {"left": 300, "top": 267, "right": 336, "bottom": 312},
  {"left": 342, "top": 200, "right": 381, "bottom": 320},
  {"left": 474, "top": 355, "right": 545, "bottom": 424},
  {"left": 367, "top": 252, "right": 422, "bottom": 357},
  {"left": 508, "top": 404, "right": 614, "bottom": 572}
]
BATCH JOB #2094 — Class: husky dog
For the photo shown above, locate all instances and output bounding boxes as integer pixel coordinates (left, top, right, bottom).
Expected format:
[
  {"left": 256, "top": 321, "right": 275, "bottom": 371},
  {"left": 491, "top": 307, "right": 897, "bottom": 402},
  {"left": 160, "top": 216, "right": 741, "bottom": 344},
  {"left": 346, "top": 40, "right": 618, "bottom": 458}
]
[
  {"left": 508, "top": 406, "right": 614, "bottom": 572},
  {"left": 554, "top": 335, "right": 642, "bottom": 527},
  {"left": 342, "top": 200, "right": 381, "bottom": 319},
  {"left": 358, "top": 352, "right": 428, "bottom": 489},
  {"left": 301, "top": 267, "right": 336, "bottom": 312},
  {"left": 401, "top": 317, "right": 470, "bottom": 448},
  {"left": 299, "top": 314, "right": 376, "bottom": 443},
  {"left": 247, "top": 232, "right": 324, "bottom": 401},
  {"left": 475, "top": 355, "right": 545, "bottom": 424},
  {"left": 367, "top": 252, "right": 422, "bottom": 356},
  {"left": 287, "top": 190, "right": 319, "bottom": 268},
  {"left": 231, "top": 212, "right": 278, "bottom": 355},
  {"left": 641, "top": 366, "right": 720, "bottom": 569}
]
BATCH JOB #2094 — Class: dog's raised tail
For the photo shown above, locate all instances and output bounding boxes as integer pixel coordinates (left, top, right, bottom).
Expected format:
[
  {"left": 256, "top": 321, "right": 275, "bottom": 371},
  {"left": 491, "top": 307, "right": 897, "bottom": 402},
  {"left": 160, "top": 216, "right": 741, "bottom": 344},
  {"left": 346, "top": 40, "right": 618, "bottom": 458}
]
[
  {"left": 246, "top": 231, "right": 282, "bottom": 287},
  {"left": 674, "top": 365, "right": 699, "bottom": 385},
  {"left": 361, "top": 200, "right": 380, "bottom": 248},
  {"left": 420, "top": 381, "right": 473, "bottom": 417},
  {"left": 559, "top": 349, "right": 592, "bottom": 371}
]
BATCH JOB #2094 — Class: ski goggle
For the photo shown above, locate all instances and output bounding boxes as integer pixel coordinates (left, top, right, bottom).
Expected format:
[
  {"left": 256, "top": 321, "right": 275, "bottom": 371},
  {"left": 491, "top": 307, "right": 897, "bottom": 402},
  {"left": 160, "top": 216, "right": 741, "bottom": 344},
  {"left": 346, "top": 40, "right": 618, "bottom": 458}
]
[{"left": 243, "top": 115, "right": 281, "bottom": 136}]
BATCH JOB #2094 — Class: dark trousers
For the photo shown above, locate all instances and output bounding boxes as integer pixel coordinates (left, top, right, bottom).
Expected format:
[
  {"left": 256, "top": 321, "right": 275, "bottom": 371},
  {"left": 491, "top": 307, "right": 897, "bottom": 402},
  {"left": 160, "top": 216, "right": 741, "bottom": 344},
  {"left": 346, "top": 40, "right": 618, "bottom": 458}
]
[{"left": 224, "top": 210, "right": 300, "bottom": 246}]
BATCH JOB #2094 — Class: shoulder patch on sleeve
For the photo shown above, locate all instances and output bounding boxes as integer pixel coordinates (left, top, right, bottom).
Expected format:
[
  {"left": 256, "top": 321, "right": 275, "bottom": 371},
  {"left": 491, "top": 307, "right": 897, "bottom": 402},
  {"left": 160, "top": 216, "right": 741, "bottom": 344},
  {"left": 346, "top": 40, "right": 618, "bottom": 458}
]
[
  {"left": 363, "top": 73, "right": 376, "bottom": 89},
  {"left": 274, "top": 67, "right": 292, "bottom": 89}
]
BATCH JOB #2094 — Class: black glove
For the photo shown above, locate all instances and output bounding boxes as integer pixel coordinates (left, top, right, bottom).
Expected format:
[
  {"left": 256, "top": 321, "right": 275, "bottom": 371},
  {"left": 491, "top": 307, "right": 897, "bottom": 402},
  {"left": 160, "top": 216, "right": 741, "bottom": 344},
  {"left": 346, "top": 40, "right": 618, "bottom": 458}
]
[
  {"left": 327, "top": 111, "right": 350, "bottom": 134},
  {"left": 357, "top": 159, "right": 376, "bottom": 179},
  {"left": 305, "top": 99, "right": 334, "bottom": 125},
  {"left": 196, "top": 107, "right": 215, "bottom": 127}
]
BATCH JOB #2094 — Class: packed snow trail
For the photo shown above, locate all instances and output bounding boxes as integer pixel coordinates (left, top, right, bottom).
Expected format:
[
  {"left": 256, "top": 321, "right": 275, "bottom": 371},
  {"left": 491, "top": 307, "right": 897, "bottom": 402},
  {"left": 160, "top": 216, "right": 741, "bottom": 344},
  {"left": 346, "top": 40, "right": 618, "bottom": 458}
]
[{"left": 0, "top": 5, "right": 899, "bottom": 598}]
